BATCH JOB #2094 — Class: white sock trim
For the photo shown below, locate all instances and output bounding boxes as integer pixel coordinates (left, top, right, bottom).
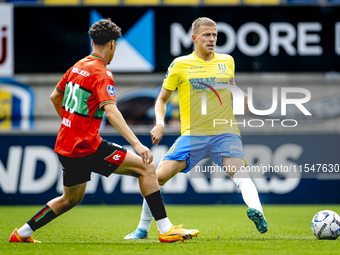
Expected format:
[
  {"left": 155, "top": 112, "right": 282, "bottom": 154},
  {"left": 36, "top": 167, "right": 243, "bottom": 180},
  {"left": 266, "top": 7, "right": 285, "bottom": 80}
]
[
  {"left": 137, "top": 198, "right": 153, "bottom": 232},
  {"left": 17, "top": 223, "right": 33, "bottom": 237},
  {"left": 156, "top": 217, "right": 172, "bottom": 234},
  {"left": 233, "top": 171, "right": 263, "bottom": 214}
]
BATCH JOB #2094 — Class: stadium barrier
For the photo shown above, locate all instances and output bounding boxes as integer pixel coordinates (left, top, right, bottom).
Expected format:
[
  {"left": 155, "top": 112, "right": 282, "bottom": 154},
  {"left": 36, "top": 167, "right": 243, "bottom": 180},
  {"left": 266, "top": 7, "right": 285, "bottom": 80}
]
[{"left": 1, "top": 133, "right": 339, "bottom": 205}]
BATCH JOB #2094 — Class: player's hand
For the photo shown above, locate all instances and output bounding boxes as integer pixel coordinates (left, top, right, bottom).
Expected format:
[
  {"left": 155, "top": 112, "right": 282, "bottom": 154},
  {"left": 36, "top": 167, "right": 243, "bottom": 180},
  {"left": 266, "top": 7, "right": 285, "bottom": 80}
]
[
  {"left": 244, "top": 96, "right": 249, "bottom": 112},
  {"left": 134, "top": 144, "right": 153, "bottom": 165},
  {"left": 150, "top": 125, "right": 165, "bottom": 146}
]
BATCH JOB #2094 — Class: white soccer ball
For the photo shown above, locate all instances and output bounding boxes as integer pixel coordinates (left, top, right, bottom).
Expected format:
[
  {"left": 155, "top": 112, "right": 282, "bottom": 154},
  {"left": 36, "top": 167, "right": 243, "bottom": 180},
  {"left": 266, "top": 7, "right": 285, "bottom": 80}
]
[{"left": 311, "top": 210, "right": 340, "bottom": 240}]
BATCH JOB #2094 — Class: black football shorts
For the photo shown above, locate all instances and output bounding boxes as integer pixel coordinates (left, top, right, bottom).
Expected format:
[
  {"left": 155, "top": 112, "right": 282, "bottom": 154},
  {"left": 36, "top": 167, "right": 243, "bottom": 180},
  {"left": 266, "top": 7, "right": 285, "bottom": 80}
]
[{"left": 58, "top": 140, "right": 127, "bottom": 187}]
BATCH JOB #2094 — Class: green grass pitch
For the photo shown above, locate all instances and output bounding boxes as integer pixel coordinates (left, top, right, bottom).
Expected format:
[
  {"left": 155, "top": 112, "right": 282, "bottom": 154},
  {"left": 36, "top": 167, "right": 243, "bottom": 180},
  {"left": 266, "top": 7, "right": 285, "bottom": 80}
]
[{"left": 1, "top": 205, "right": 339, "bottom": 254}]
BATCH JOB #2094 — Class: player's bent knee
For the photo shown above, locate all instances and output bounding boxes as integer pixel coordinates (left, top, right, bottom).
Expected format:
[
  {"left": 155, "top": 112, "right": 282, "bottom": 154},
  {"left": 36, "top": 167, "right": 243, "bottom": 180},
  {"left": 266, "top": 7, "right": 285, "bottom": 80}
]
[
  {"left": 133, "top": 161, "right": 156, "bottom": 178},
  {"left": 157, "top": 171, "right": 172, "bottom": 186},
  {"left": 158, "top": 177, "right": 167, "bottom": 186},
  {"left": 119, "top": 151, "right": 156, "bottom": 177},
  {"left": 223, "top": 157, "right": 243, "bottom": 168},
  {"left": 228, "top": 170, "right": 237, "bottom": 179},
  {"left": 223, "top": 157, "right": 244, "bottom": 178},
  {"left": 144, "top": 162, "right": 156, "bottom": 176}
]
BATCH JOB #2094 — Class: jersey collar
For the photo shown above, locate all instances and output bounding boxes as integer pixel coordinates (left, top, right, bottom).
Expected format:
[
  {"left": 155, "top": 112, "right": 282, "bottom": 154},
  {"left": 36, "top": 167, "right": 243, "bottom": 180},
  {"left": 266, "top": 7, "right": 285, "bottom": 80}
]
[
  {"left": 89, "top": 53, "right": 107, "bottom": 67},
  {"left": 192, "top": 51, "right": 216, "bottom": 61}
]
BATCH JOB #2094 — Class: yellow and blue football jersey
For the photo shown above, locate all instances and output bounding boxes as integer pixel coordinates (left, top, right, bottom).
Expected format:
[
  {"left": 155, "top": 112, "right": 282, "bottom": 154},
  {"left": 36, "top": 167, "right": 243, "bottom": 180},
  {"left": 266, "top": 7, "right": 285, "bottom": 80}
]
[{"left": 163, "top": 52, "right": 240, "bottom": 136}]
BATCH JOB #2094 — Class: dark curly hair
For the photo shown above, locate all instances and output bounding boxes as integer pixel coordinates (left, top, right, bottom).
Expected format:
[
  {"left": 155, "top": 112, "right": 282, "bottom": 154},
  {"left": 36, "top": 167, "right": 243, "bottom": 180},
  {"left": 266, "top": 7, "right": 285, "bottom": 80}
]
[{"left": 88, "top": 18, "right": 122, "bottom": 45}]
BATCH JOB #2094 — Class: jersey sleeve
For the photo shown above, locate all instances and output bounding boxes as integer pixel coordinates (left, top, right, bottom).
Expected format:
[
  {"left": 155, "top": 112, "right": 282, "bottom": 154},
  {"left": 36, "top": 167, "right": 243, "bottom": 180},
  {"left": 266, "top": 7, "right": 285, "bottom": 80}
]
[
  {"left": 56, "top": 67, "right": 72, "bottom": 94},
  {"left": 94, "top": 77, "right": 117, "bottom": 111},
  {"left": 162, "top": 60, "right": 181, "bottom": 91},
  {"left": 230, "top": 56, "right": 236, "bottom": 85},
  {"left": 228, "top": 56, "right": 246, "bottom": 96}
]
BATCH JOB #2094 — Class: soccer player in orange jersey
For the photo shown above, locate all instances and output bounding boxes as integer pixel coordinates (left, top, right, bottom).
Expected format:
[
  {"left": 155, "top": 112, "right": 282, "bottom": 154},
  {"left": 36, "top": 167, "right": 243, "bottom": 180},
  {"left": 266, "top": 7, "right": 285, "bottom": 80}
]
[{"left": 9, "top": 18, "right": 198, "bottom": 244}]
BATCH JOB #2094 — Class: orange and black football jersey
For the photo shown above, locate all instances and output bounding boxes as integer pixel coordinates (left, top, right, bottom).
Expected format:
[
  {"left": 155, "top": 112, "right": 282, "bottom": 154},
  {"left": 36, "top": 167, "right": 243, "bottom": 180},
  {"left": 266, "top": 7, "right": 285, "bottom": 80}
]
[{"left": 54, "top": 53, "right": 116, "bottom": 157}]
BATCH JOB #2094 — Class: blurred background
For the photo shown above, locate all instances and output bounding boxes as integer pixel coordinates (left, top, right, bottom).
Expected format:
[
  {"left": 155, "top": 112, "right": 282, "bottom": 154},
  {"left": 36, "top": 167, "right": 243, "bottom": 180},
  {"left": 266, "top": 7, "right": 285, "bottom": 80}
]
[{"left": 0, "top": 0, "right": 339, "bottom": 205}]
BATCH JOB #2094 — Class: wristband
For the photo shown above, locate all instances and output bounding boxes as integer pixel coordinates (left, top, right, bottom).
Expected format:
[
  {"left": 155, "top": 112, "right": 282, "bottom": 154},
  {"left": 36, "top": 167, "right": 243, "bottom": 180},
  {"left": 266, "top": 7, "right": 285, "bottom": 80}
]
[{"left": 156, "top": 120, "right": 165, "bottom": 126}]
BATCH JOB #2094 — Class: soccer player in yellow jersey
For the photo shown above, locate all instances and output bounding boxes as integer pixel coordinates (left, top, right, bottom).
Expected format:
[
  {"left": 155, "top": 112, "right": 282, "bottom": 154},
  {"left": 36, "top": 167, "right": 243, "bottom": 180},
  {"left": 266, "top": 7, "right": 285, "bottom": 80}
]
[{"left": 125, "top": 17, "right": 268, "bottom": 240}]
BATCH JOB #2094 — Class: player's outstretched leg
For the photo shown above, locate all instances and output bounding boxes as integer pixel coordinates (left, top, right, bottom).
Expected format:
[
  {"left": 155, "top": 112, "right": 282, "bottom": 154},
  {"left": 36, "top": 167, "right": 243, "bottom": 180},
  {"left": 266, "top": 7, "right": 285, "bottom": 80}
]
[
  {"left": 233, "top": 169, "right": 268, "bottom": 233},
  {"left": 247, "top": 208, "right": 268, "bottom": 234},
  {"left": 224, "top": 157, "right": 268, "bottom": 234},
  {"left": 118, "top": 152, "right": 199, "bottom": 242},
  {"left": 9, "top": 228, "right": 41, "bottom": 243},
  {"left": 9, "top": 183, "right": 86, "bottom": 243},
  {"left": 9, "top": 205, "right": 57, "bottom": 243}
]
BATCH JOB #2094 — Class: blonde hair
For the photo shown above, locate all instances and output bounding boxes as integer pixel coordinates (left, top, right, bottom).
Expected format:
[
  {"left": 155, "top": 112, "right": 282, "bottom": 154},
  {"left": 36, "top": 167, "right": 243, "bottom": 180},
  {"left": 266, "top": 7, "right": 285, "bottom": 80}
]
[{"left": 192, "top": 17, "right": 216, "bottom": 34}]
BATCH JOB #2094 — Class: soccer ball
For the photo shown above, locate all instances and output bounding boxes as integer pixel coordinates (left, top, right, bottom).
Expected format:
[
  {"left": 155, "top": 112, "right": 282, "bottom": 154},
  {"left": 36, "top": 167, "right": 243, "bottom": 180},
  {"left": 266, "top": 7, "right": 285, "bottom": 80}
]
[{"left": 311, "top": 210, "right": 340, "bottom": 240}]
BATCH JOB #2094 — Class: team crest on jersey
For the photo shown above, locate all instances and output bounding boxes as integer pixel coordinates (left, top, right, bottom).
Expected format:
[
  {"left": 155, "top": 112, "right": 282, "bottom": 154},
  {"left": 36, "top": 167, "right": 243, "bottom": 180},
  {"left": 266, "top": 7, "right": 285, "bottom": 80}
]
[
  {"left": 218, "top": 64, "right": 226, "bottom": 73},
  {"left": 107, "top": 85, "right": 115, "bottom": 96},
  {"left": 106, "top": 71, "right": 113, "bottom": 78}
]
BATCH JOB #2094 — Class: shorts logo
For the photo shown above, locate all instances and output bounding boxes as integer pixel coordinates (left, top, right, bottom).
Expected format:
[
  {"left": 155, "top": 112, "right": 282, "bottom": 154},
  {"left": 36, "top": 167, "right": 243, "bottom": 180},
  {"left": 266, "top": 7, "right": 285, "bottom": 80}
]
[
  {"left": 112, "top": 154, "right": 121, "bottom": 160},
  {"left": 104, "top": 150, "right": 126, "bottom": 165},
  {"left": 107, "top": 85, "right": 115, "bottom": 96},
  {"left": 168, "top": 146, "right": 176, "bottom": 154}
]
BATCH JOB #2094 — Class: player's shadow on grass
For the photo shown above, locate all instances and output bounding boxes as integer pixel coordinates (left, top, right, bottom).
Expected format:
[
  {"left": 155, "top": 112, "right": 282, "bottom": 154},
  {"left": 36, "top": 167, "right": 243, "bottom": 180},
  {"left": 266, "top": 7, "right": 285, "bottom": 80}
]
[
  {"left": 45, "top": 240, "right": 193, "bottom": 245},
  {"left": 227, "top": 236, "right": 316, "bottom": 241}
]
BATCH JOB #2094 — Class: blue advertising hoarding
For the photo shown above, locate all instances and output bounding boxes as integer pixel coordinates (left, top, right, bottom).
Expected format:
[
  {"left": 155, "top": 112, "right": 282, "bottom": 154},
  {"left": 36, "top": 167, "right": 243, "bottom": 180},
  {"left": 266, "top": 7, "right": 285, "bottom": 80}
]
[
  {"left": 0, "top": 133, "right": 339, "bottom": 205},
  {"left": 13, "top": 6, "right": 340, "bottom": 73}
]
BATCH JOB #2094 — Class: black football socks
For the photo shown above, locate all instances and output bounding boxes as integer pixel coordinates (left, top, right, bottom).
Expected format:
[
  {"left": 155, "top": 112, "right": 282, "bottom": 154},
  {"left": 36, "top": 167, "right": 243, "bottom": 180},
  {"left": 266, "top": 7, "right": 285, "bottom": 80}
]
[
  {"left": 144, "top": 190, "right": 167, "bottom": 221},
  {"left": 27, "top": 205, "right": 57, "bottom": 231}
]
